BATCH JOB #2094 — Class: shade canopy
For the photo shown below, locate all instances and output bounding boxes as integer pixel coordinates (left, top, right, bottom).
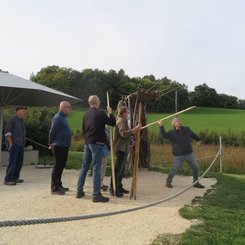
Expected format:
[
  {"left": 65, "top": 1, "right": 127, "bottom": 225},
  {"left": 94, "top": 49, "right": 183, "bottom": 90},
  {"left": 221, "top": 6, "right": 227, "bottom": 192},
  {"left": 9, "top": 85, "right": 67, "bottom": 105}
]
[
  {"left": 0, "top": 72, "right": 82, "bottom": 106},
  {"left": 0, "top": 71, "right": 82, "bottom": 163}
]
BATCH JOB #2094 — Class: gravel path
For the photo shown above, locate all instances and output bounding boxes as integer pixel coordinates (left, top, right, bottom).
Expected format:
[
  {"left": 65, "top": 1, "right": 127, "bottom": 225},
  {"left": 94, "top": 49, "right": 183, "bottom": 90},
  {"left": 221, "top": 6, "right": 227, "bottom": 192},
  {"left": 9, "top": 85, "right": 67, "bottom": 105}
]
[{"left": 0, "top": 165, "right": 216, "bottom": 245}]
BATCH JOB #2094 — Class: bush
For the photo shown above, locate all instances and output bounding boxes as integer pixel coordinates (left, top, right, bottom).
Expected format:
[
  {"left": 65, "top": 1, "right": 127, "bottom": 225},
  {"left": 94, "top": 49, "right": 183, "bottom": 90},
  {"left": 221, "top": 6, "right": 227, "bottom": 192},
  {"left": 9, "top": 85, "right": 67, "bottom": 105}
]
[{"left": 25, "top": 107, "right": 56, "bottom": 155}]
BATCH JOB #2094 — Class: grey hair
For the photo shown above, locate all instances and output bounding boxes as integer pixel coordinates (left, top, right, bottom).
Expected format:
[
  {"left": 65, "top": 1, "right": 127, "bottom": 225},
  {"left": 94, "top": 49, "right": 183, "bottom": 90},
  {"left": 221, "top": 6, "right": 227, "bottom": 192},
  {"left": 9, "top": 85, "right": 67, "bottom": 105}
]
[
  {"left": 88, "top": 95, "right": 100, "bottom": 107},
  {"left": 171, "top": 117, "right": 181, "bottom": 126}
]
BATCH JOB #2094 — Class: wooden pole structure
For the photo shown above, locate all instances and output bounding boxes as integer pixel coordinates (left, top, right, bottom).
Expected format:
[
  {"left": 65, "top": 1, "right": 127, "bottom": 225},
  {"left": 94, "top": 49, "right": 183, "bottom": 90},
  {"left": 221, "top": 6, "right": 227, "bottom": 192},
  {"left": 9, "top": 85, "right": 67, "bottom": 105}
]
[
  {"left": 127, "top": 96, "right": 133, "bottom": 171},
  {"left": 141, "top": 106, "right": 196, "bottom": 130},
  {"left": 130, "top": 102, "right": 142, "bottom": 200},
  {"left": 106, "top": 91, "right": 116, "bottom": 195},
  {"left": 175, "top": 90, "right": 178, "bottom": 113}
]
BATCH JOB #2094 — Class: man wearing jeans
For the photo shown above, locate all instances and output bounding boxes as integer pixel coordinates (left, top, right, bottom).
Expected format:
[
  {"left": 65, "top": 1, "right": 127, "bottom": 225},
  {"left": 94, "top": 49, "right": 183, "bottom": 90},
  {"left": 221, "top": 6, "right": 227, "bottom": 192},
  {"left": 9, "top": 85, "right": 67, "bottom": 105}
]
[
  {"left": 76, "top": 95, "right": 116, "bottom": 202},
  {"left": 4, "top": 107, "right": 27, "bottom": 185},
  {"left": 158, "top": 117, "right": 205, "bottom": 189}
]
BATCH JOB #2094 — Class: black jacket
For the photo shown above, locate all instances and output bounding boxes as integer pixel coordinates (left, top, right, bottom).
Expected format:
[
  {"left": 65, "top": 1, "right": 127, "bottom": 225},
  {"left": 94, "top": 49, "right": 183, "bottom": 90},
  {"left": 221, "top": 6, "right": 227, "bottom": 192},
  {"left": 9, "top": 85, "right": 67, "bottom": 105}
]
[
  {"left": 159, "top": 125, "right": 200, "bottom": 156},
  {"left": 83, "top": 107, "right": 116, "bottom": 144}
]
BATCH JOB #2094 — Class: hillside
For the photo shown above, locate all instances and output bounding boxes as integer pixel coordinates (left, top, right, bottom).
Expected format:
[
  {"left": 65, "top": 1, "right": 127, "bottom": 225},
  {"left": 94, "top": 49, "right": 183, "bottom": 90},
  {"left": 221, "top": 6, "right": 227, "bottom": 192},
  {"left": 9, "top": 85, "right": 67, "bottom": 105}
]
[{"left": 68, "top": 107, "right": 245, "bottom": 135}]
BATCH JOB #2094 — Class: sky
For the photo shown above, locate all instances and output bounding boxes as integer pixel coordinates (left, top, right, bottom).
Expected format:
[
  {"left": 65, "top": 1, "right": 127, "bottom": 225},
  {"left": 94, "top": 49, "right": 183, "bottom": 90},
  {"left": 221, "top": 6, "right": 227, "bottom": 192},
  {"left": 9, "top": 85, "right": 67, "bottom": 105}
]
[{"left": 1, "top": 0, "right": 245, "bottom": 99}]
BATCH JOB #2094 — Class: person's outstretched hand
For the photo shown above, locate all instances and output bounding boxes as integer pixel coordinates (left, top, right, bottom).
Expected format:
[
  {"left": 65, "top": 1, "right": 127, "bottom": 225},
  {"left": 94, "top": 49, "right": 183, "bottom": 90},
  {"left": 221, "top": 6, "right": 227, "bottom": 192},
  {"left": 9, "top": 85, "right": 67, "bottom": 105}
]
[{"left": 157, "top": 120, "right": 163, "bottom": 126}]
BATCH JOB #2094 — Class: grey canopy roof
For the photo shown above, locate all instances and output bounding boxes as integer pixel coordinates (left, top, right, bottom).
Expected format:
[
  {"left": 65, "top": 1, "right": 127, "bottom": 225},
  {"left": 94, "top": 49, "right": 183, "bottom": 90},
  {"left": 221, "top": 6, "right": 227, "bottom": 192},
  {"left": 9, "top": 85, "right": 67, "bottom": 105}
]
[
  {"left": 0, "top": 71, "right": 82, "bottom": 164},
  {"left": 0, "top": 71, "right": 82, "bottom": 106}
]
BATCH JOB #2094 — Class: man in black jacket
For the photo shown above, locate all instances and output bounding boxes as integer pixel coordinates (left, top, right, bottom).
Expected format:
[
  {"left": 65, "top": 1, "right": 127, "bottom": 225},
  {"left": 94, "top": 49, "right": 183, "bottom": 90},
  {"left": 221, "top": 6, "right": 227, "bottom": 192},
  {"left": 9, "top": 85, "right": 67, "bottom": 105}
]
[
  {"left": 158, "top": 117, "right": 205, "bottom": 189},
  {"left": 76, "top": 95, "right": 116, "bottom": 202}
]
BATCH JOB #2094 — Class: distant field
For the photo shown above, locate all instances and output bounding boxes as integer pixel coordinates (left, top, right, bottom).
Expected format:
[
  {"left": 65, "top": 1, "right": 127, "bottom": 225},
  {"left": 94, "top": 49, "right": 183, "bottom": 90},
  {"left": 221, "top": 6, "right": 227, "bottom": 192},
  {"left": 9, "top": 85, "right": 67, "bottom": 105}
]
[
  {"left": 68, "top": 110, "right": 83, "bottom": 133},
  {"left": 68, "top": 107, "right": 245, "bottom": 135}
]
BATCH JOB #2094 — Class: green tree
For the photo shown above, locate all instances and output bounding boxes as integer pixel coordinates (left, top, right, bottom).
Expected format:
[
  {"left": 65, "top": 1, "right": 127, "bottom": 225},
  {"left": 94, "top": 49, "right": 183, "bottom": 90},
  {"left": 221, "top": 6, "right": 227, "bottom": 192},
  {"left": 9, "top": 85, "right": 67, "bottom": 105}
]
[
  {"left": 31, "top": 66, "right": 73, "bottom": 93},
  {"left": 217, "top": 94, "right": 238, "bottom": 109},
  {"left": 190, "top": 83, "right": 219, "bottom": 107}
]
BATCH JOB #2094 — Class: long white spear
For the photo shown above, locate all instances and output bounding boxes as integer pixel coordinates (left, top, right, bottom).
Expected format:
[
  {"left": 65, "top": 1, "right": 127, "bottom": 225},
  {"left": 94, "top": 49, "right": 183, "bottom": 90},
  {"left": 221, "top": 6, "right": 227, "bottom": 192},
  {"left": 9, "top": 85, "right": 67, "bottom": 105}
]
[
  {"left": 141, "top": 106, "right": 196, "bottom": 129},
  {"left": 106, "top": 91, "right": 116, "bottom": 195}
]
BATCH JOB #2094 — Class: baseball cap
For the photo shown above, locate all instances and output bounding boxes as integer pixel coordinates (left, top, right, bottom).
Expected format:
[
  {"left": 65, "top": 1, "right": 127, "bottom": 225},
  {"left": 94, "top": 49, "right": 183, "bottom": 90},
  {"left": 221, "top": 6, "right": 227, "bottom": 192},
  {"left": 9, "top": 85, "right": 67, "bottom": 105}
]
[{"left": 15, "top": 106, "right": 27, "bottom": 112}]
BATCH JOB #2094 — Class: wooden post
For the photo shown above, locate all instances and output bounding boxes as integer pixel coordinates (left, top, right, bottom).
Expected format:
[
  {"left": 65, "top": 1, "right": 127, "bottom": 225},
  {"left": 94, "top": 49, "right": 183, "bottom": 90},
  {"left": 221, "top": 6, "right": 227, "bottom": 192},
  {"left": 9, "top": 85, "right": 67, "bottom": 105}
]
[
  {"left": 127, "top": 96, "right": 133, "bottom": 172},
  {"left": 219, "top": 136, "right": 223, "bottom": 173},
  {"left": 175, "top": 90, "right": 178, "bottom": 113},
  {"left": 130, "top": 102, "right": 142, "bottom": 200},
  {"left": 106, "top": 91, "right": 116, "bottom": 195}
]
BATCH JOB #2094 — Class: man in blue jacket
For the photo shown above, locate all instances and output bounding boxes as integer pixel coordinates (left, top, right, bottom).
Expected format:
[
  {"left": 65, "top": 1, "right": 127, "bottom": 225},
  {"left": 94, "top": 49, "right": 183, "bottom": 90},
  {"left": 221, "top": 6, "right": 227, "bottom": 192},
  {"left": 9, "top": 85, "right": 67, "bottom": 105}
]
[
  {"left": 4, "top": 106, "right": 27, "bottom": 185},
  {"left": 49, "top": 101, "right": 72, "bottom": 195},
  {"left": 158, "top": 117, "right": 205, "bottom": 189}
]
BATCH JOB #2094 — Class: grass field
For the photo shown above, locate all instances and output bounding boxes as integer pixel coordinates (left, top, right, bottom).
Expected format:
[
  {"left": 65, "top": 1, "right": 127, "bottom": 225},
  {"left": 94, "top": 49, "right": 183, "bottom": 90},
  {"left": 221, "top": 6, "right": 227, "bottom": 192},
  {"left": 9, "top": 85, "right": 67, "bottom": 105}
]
[
  {"left": 65, "top": 106, "right": 245, "bottom": 175},
  {"left": 68, "top": 107, "right": 245, "bottom": 136}
]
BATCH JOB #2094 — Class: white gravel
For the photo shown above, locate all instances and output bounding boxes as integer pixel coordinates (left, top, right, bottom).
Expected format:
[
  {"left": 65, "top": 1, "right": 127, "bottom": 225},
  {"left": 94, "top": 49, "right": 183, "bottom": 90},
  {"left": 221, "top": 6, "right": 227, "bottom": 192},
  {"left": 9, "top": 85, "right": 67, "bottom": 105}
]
[{"left": 0, "top": 165, "right": 216, "bottom": 245}]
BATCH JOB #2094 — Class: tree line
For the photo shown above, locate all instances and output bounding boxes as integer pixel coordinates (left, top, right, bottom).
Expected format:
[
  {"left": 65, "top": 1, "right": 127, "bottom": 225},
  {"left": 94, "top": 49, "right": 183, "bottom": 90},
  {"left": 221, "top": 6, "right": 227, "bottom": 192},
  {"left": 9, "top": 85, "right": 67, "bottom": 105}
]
[{"left": 31, "top": 65, "right": 245, "bottom": 112}]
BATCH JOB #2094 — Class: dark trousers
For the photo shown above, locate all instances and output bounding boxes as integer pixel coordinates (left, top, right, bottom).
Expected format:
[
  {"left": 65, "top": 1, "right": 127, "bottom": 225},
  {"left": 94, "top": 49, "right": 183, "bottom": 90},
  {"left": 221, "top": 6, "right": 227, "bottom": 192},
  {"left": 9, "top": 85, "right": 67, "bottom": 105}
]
[
  {"left": 111, "top": 151, "right": 127, "bottom": 192},
  {"left": 5, "top": 143, "right": 24, "bottom": 181},
  {"left": 51, "top": 146, "right": 68, "bottom": 191}
]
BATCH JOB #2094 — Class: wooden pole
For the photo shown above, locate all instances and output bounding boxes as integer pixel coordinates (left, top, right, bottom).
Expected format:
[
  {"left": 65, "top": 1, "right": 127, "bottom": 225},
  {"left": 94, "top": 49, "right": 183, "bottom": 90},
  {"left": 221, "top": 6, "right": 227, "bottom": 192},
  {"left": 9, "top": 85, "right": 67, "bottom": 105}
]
[
  {"left": 132, "top": 95, "right": 138, "bottom": 128},
  {"left": 141, "top": 106, "right": 196, "bottom": 130},
  {"left": 106, "top": 91, "right": 116, "bottom": 195},
  {"left": 127, "top": 96, "right": 133, "bottom": 171},
  {"left": 175, "top": 90, "right": 178, "bottom": 113},
  {"left": 219, "top": 136, "right": 223, "bottom": 173},
  {"left": 130, "top": 102, "right": 142, "bottom": 200}
]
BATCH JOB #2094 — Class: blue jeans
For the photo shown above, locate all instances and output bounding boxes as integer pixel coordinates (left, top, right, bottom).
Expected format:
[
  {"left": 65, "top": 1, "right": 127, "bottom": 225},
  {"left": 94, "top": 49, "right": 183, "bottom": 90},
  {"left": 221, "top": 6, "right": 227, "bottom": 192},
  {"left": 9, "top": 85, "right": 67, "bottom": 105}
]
[
  {"left": 77, "top": 144, "right": 103, "bottom": 198},
  {"left": 5, "top": 143, "right": 24, "bottom": 182},
  {"left": 166, "top": 153, "right": 199, "bottom": 184}
]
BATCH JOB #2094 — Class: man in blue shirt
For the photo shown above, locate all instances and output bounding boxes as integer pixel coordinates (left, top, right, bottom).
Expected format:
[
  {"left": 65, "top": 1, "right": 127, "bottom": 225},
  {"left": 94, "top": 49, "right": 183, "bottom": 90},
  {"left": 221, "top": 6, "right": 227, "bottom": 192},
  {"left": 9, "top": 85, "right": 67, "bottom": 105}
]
[
  {"left": 4, "top": 106, "right": 27, "bottom": 185},
  {"left": 49, "top": 101, "right": 72, "bottom": 195}
]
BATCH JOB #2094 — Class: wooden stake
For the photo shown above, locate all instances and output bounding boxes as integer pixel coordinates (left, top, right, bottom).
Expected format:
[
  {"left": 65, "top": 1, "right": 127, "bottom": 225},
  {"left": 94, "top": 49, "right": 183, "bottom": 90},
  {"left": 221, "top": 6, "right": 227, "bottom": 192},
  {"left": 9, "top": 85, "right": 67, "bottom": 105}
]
[
  {"left": 106, "top": 91, "right": 116, "bottom": 195},
  {"left": 130, "top": 102, "right": 142, "bottom": 200},
  {"left": 127, "top": 96, "right": 133, "bottom": 172},
  {"left": 141, "top": 106, "right": 196, "bottom": 129}
]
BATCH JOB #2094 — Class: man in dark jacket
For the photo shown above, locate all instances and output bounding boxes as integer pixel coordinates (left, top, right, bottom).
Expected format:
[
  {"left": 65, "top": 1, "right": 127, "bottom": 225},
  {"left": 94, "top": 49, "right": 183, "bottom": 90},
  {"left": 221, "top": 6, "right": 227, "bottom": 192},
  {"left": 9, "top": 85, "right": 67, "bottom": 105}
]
[
  {"left": 49, "top": 101, "right": 72, "bottom": 195},
  {"left": 158, "top": 117, "right": 205, "bottom": 189},
  {"left": 4, "top": 106, "right": 27, "bottom": 185},
  {"left": 76, "top": 95, "right": 116, "bottom": 202}
]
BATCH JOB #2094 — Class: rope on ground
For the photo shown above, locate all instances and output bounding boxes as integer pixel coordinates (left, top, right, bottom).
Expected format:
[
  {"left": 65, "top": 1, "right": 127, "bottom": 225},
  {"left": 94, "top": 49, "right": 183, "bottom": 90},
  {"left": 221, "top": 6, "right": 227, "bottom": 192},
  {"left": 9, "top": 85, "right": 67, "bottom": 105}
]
[{"left": 0, "top": 149, "right": 220, "bottom": 228}]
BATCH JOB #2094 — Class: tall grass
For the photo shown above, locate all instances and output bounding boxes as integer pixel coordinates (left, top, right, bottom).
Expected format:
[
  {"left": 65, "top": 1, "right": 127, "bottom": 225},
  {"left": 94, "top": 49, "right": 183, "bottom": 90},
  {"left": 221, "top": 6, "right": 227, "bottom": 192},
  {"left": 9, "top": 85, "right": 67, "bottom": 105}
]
[
  {"left": 40, "top": 143, "right": 245, "bottom": 174},
  {"left": 150, "top": 143, "right": 245, "bottom": 174}
]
